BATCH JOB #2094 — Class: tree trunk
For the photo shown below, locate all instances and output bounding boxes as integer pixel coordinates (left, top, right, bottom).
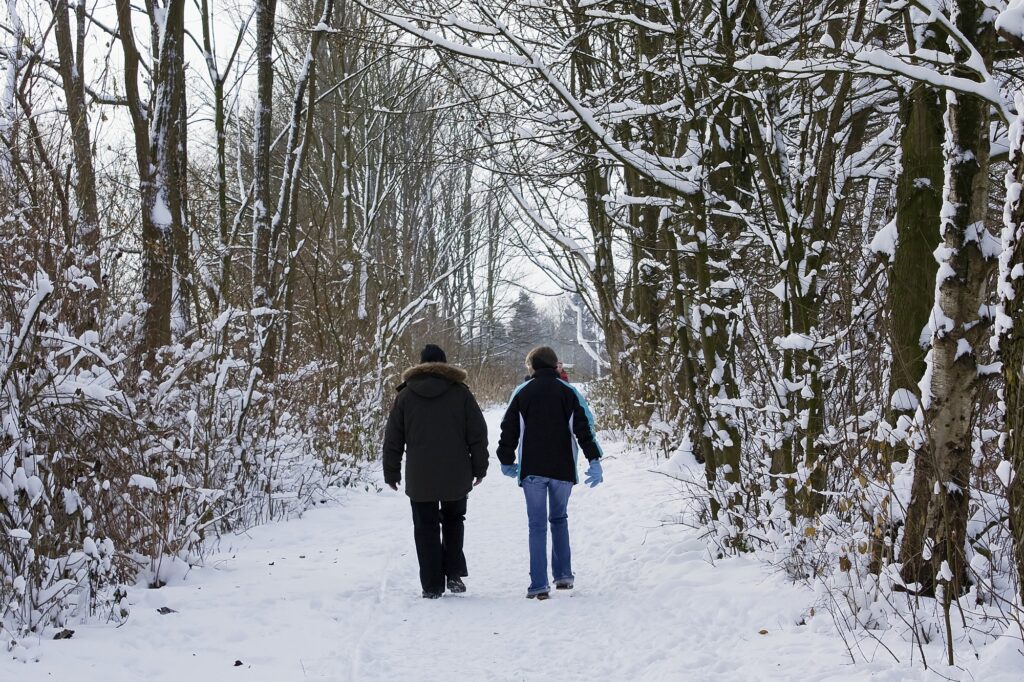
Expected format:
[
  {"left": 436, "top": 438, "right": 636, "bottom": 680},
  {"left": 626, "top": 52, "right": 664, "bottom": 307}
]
[
  {"left": 996, "top": 17, "right": 1024, "bottom": 621},
  {"left": 878, "top": 78, "right": 944, "bottom": 572},
  {"left": 885, "top": 20, "right": 945, "bottom": 465},
  {"left": 51, "top": 0, "right": 101, "bottom": 334},
  {"left": 253, "top": 0, "right": 278, "bottom": 317},
  {"left": 623, "top": 166, "right": 661, "bottom": 422},
  {"left": 115, "top": 0, "right": 188, "bottom": 365},
  {"left": 899, "top": 0, "right": 995, "bottom": 597}
]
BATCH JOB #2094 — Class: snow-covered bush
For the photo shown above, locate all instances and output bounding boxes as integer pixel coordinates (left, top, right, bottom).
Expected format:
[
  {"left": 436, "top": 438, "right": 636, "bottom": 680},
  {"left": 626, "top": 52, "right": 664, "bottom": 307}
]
[
  {"left": 0, "top": 252, "right": 374, "bottom": 640},
  {"left": 1, "top": 248, "right": 129, "bottom": 635}
]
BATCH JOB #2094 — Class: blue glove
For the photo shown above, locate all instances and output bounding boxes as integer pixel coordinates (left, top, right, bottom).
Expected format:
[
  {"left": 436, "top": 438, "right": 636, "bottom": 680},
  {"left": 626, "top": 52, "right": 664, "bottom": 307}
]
[
  {"left": 500, "top": 463, "right": 517, "bottom": 478},
  {"left": 584, "top": 459, "right": 603, "bottom": 487}
]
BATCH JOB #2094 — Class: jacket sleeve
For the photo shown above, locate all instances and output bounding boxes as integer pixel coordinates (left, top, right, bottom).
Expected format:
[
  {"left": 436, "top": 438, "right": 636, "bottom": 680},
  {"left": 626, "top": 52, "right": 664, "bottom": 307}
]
[
  {"left": 464, "top": 388, "right": 489, "bottom": 478},
  {"left": 382, "top": 395, "right": 405, "bottom": 485},
  {"left": 571, "top": 390, "right": 603, "bottom": 461},
  {"left": 495, "top": 392, "right": 521, "bottom": 465}
]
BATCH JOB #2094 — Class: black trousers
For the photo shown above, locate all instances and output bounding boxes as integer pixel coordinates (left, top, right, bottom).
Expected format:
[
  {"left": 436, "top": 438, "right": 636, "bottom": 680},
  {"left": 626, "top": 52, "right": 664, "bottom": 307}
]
[{"left": 410, "top": 497, "right": 468, "bottom": 593}]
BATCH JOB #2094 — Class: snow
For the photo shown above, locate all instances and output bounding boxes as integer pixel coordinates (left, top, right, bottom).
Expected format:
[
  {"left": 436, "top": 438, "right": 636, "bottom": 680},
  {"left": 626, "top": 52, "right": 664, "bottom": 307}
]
[
  {"left": 996, "top": 459, "right": 1015, "bottom": 487},
  {"left": 128, "top": 474, "right": 159, "bottom": 492},
  {"left": 777, "top": 332, "right": 825, "bottom": 350},
  {"left": 955, "top": 338, "right": 973, "bottom": 360},
  {"left": 584, "top": 8, "right": 673, "bottom": 34},
  {"left": 890, "top": 388, "right": 919, "bottom": 412},
  {"left": 371, "top": 11, "right": 530, "bottom": 67},
  {"left": 82, "top": 537, "right": 97, "bottom": 557},
  {"left": 3, "top": 409, "right": 1016, "bottom": 680},
  {"left": 997, "top": 0, "right": 1024, "bottom": 44},
  {"left": 964, "top": 627, "right": 1024, "bottom": 681},
  {"left": 870, "top": 219, "right": 898, "bottom": 260},
  {"left": 151, "top": 195, "right": 173, "bottom": 231},
  {"left": 438, "top": 13, "right": 500, "bottom": 35}
]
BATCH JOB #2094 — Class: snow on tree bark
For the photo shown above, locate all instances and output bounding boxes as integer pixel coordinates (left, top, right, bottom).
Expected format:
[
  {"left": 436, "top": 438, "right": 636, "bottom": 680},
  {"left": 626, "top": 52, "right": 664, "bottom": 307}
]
[{"left": 899, "top": 0, "right": 997, "bottom": 599}]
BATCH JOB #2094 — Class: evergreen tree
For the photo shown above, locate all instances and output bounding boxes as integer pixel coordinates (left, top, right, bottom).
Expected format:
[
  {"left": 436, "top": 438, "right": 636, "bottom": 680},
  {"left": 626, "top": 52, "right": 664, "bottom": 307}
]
[{"left": 507, "top": 291, "right": 544, "bottom": 365}]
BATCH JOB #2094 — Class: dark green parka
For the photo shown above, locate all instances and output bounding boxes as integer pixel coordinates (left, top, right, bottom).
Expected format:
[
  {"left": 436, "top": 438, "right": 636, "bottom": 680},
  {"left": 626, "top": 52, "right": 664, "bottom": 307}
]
[{"left": 382, "top": 363, "right": 488, "bottom": 501}]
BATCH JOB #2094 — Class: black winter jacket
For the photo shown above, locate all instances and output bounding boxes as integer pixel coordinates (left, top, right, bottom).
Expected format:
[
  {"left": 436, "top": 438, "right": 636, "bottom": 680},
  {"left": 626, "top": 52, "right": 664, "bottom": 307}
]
[
  {"left": 382, "top": 363, "right": 489, "bottom": 502},
  {"left": 496, "top": 368, "right": 602, "bottom": 484}
]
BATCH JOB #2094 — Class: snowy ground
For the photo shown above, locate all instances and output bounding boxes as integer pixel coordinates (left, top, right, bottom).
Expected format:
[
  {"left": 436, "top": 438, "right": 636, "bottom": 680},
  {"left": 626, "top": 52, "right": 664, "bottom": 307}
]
[{"left": 4, "top": 408, "right": 1021, "bottom": 681}]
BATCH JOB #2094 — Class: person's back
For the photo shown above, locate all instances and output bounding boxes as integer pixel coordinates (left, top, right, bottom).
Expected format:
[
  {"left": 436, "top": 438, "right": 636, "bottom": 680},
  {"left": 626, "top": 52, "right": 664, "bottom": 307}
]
[
  {"left": 496, "top": 345, "right": 603, "bottom": 600},
  {"left": 497, "top": 367, "right": 600, "bottom": 482},
  {"left": 382, "top": 344, "right": 488, "bottom": 599},
  {"left": 386, "top": 361, "right": 486, "bottom": 502}
]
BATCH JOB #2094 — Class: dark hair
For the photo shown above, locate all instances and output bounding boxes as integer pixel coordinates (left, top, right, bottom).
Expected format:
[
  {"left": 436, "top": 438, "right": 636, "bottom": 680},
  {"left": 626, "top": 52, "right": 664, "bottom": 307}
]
[
  {"left": 420, "top": 344, "right": 447, "bottom": 364},
  {"left": 526, "top": 346, "right": 558, "bottom": 371}
]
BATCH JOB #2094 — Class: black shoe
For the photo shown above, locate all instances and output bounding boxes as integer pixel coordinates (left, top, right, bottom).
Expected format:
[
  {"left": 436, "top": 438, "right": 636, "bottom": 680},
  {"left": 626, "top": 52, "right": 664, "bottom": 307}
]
[
  {"left": 526, "top": 591, "right": 550, "bottom": 600},
  {"left": 554, "top": 580, "right": 574, "bottom": 590},
  {"left": 422, "top": 590, "right": 443, "bottom": 599},
  {"left": 446, "top": 577, "right": 466, "bottom": 594}
]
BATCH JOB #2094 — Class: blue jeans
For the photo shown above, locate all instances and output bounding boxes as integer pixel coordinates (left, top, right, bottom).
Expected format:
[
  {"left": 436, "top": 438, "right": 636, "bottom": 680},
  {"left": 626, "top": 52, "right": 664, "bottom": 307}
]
[{"left": 522, "top": 476, "right": 574, "bottom": 595}]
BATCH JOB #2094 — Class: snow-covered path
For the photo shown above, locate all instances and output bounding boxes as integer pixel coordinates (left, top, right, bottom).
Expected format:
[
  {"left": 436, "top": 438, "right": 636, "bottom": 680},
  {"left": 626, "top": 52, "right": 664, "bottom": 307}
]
[{"left": 6, "top": 409, "right": 960, "bottom": 681}]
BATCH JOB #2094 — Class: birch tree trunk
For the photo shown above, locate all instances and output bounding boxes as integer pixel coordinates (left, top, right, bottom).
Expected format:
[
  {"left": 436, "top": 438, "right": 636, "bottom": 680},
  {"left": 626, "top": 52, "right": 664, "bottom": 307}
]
[
  {"left": 999, "top": 140, "right": 1024, "bottom": 615},
  {"left": 899, "top": 0, "right": 996, "bottom": 597},
  {"left": 993, "top": 15, "right": 1024, "bottom": 610}
]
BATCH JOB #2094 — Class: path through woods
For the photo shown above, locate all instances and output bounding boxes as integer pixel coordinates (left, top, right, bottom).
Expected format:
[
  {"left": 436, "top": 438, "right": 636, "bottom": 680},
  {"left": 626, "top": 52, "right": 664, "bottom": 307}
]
[{"left": 6, "top": 409, "right": 992, "bottom": 681}]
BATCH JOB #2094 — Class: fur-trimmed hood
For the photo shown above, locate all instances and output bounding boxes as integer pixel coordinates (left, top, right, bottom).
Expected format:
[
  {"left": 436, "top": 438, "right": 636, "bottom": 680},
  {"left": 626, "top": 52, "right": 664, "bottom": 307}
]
[
  {"left": 402, "top": 362, "right": 468, "bottom": 384},
  {"left": 399, "top": 362, "right": 468, "bottom": 398}
]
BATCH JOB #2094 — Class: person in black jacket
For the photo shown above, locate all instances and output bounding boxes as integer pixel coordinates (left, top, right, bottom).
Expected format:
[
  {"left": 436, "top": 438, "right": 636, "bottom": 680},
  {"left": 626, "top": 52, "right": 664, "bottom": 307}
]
[
  {"left": 383, "top": 344, "right": 489, "bottom": 599},
  {"left": 496, "top": 345, "right": 604, "bottom": 599}
]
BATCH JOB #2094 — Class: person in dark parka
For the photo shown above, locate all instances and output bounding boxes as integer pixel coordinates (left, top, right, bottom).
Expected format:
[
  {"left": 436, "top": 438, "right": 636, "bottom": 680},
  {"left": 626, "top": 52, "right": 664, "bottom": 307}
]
[{"left": 383, "top": 344, "right": 489, "bottom": 598}]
